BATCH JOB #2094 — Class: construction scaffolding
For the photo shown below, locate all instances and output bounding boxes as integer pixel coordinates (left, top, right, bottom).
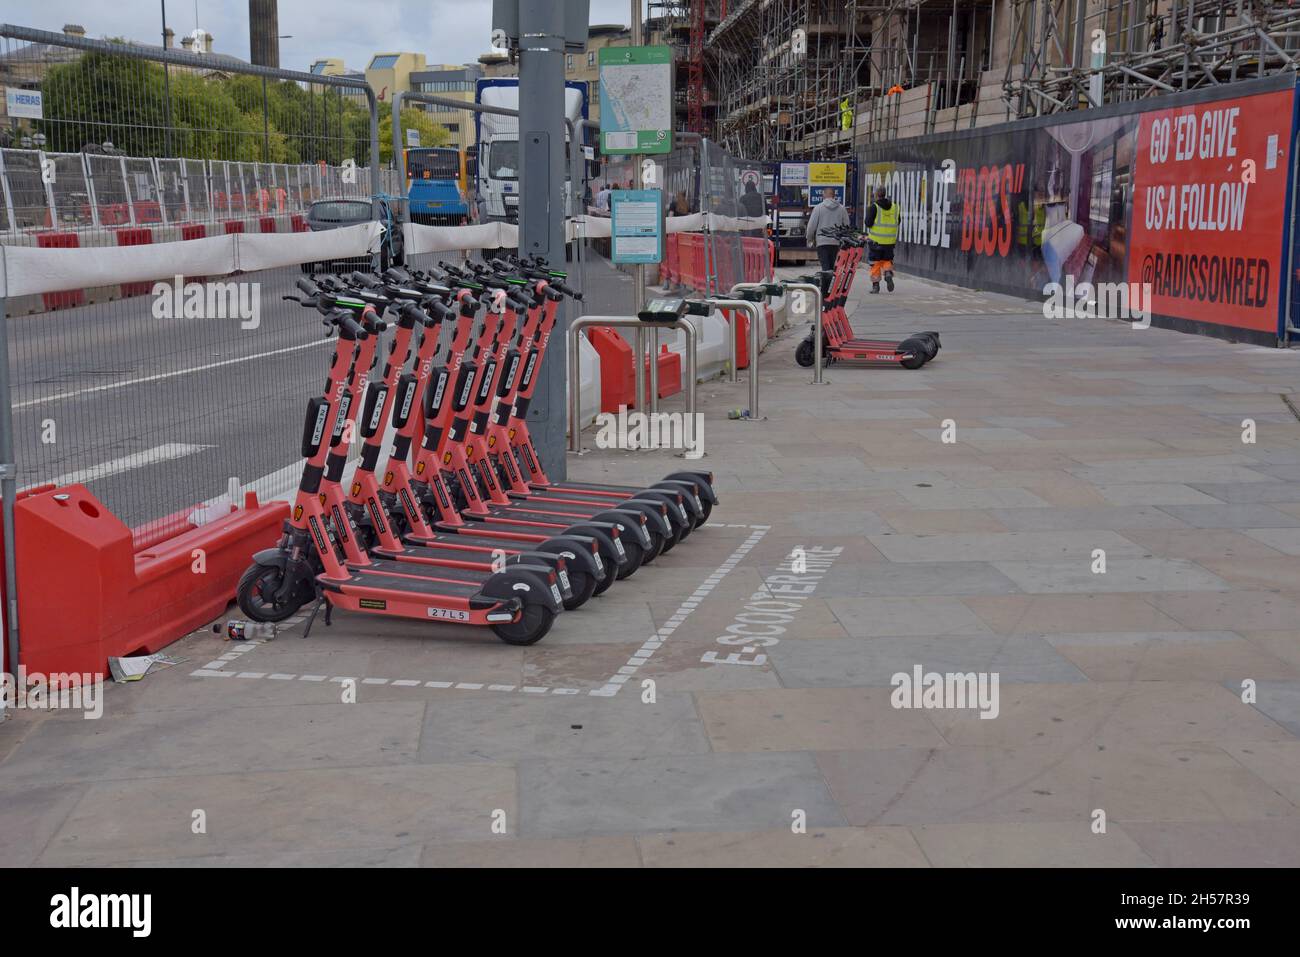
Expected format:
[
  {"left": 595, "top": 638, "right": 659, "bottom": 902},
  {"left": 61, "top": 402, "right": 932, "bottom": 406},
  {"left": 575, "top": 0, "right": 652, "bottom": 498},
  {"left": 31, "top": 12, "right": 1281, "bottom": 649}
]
[
  {"left": 659, "top": 1, "right": 1300, "bottom": 161},
  {"left": 1005, "top": 1, "right": 1300, "bottom": 119}
]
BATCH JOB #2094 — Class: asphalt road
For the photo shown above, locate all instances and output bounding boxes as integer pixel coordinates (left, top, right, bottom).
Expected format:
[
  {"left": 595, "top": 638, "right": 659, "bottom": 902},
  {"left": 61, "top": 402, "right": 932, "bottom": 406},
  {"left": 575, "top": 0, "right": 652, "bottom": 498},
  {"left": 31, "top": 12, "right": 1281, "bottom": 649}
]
[{"left": 7, "top": 245, "right": 637, "bottom": 537}]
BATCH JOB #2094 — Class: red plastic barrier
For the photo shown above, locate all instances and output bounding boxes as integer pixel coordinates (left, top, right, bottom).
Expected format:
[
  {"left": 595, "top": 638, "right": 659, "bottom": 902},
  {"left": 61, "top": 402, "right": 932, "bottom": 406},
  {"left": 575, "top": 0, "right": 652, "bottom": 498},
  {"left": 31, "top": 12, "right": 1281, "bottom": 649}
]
[
  {"left": 744, "top": 237, "right": 772, "bottom": 283},
  {"left": 291, "top": 214, "right": 308, "bottom": 232},
  {"left": 678, "top": 233, "right": 706, "bottom": 293},
  {"left": 6, "top": 485, "right": 286, "bottom": 679},
  {"left": 722, "top": 308, "right": 751, "bottom": 370},
  {"left": 643, "top": 345, "right": 682, "bottom": 403},
  {"left": 132, "top": 200, "right": 163, "bottom": 224},
  {"left": 664, "top": 232, "right": 679, "bottom": 285},
  {"left": 765, "top": 304, "right": 775, "bottom": 338},
  {"left": 739, "top": 237, "right": 758, "bottom": 283},
  {"left": 259, "top": 216, "right": 277, "bottom": 233},
  {"left": 116, "top": 227, "right": 155, "bottom": 297},
  {"left": 35, "top": 233, "right": 85, "bottom": 310},
  {"left": 715, "top": 240, "right": 737, "bottom": 292},
  {"left": 0, "top": 485, "right": 54, "bottom": 673},
  {"left": 585, "top": 326, "right": 635, "bottom": 412},
  {"left": 223, "top": 219, "right": 245, "bottom": 234},
  {"left": 105, "top": 204, "right": 133, "bottom": 225}
]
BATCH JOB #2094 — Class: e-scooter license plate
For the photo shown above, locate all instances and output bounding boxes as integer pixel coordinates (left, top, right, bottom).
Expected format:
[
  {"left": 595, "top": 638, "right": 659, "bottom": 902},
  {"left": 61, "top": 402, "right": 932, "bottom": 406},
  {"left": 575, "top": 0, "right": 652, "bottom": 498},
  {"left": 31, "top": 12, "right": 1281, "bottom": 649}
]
[
  {"left": 550, "top": 584, "right": 563, "bottom": 605},
  {"left": 427, "top": 607, "right": 471, "bottom": 622},
  {"left": 558, "top": 569, "right": 571, "bottom": 593}
]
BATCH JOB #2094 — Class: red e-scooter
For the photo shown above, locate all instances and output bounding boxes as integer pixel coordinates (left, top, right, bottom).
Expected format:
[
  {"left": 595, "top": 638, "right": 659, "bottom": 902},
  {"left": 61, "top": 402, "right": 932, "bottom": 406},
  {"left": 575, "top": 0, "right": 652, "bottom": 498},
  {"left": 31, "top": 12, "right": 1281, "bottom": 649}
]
[
  {"left": 795, "top": 227, "right": 941, "bottom": 369},
  {"left": 236, "top": 279, "right": 563, "bottom": 645},
  {"left": 434, "top": 261, "right": 693, "bottom": 554},
  {"left": 474, "top": 257, "right": 710, "bottom": 540},
  {"left": 386, "top": 268, "right": 643, "bottom": 592},
  {"left": 326, "top": 271, "right": 606, "bottom": 610},
  {"left": 473, "top": 255, "right": 719, "bottom": 526},
  {"left": 415, "top": 264, "right": 673, "bottom": 572}
]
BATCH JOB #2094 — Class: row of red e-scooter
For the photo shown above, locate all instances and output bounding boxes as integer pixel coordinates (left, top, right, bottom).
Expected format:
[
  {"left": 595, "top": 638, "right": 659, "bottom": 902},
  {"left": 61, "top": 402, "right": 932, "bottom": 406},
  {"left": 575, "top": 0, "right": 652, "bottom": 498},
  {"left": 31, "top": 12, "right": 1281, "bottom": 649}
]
[
  {"left": 236, "top": 255, "right": 716, "bottom": 646},
  {"left": 795, "top": 225, "right": 942, "bottom": 370}
]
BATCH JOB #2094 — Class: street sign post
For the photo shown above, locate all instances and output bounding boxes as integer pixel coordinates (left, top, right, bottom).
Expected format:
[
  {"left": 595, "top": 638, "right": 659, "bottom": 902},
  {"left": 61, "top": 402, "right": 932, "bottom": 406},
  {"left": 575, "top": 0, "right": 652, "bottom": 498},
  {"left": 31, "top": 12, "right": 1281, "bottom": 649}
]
[{"left": 492, "top": 0, "right": 590, "bottom": 479}]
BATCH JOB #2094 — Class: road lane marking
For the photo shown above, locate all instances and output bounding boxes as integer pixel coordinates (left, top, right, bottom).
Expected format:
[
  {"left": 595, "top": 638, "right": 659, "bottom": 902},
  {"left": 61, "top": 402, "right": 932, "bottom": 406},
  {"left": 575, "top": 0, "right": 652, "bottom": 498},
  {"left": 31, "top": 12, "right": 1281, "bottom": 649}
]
[
  {"left": 15, "top": 338, "right": 330, "bottom": 410},
  {"left": 41, "top": 443, "right": 215, "bottom": 489}
]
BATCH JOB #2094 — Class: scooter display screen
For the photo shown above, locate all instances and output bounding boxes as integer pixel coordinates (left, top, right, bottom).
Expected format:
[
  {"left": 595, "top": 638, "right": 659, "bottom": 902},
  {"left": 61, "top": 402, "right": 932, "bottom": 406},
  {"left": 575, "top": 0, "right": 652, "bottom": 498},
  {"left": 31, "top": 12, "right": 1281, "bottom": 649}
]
[{"left": 638, "top": 298, "right": 686, "bottom": 321}]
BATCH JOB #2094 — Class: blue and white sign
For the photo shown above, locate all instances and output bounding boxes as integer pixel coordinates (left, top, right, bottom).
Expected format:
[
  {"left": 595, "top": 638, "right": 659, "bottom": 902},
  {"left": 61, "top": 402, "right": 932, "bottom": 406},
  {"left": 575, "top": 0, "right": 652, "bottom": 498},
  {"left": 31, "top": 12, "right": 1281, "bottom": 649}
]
[
  {"left": 611, "top": 188, "right": 663, "bottom": 264},
  {"left": 5, "top": 88, "right": 43, "bottom": 120},
  {"left": 808, "top": 185, "right": 845, "bottom": 207}
]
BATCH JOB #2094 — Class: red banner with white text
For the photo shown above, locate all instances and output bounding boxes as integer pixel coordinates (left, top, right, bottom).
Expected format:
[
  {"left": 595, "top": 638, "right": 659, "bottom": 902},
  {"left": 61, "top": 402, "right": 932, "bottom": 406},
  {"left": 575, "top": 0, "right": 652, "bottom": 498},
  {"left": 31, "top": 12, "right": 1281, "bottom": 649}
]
[{"left": 1127, "top": 89, "right": 1294, "bottom": 333}]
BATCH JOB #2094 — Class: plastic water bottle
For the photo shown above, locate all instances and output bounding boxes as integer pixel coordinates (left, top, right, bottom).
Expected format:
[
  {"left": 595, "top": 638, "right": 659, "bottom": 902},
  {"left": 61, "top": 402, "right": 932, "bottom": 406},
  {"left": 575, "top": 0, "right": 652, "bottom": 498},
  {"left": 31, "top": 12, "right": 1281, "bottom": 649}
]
[{"left": 214, "top": 620, "right": 276, "bottom": 640}]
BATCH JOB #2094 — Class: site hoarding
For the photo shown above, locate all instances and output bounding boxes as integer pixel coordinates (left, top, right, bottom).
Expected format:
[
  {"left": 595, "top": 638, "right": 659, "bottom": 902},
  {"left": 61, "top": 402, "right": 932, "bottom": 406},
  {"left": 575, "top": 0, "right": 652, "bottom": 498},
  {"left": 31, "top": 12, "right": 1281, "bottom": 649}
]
[{"left": 857, "top": 75, "right": 1299, "bottom": 344}]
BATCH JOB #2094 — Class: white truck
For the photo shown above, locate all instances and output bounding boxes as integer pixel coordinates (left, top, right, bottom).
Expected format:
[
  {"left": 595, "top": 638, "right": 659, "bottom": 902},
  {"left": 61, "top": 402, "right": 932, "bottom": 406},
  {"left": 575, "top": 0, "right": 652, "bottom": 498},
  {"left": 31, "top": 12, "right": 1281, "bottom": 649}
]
[{"left": 475, "top": 78, "right": 589, "bottom": 224}]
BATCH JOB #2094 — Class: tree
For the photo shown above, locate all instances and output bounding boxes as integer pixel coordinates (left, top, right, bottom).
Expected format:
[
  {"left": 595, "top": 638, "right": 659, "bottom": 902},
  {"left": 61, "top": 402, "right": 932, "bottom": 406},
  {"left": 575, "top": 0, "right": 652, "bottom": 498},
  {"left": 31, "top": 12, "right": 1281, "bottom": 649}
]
[{"left": 37, "top": 46, "right": 375, "bottom": 165}]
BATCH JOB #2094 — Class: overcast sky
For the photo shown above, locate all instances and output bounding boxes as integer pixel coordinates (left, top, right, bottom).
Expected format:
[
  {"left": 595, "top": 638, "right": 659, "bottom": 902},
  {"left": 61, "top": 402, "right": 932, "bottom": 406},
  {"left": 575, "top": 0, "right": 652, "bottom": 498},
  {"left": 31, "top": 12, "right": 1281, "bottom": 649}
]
[{"left": 7, "top": 0, "right": 641, "bottom": 71}]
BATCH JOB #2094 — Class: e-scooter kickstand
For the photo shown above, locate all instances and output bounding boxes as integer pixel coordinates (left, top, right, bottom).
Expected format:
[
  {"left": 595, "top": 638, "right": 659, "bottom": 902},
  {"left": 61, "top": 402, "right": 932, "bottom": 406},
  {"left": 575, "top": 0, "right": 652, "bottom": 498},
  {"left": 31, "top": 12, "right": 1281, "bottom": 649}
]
[{"left": 301, "top": 589, "right": 331, "bottom": 639}]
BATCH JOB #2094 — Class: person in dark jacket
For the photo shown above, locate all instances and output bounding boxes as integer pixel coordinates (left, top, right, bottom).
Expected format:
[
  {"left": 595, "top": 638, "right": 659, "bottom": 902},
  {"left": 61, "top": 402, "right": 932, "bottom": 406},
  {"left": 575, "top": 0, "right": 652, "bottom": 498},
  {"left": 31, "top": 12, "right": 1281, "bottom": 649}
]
[
  {"left": 863, "top": 185, "right": 899, "bottom": 293},
  {"left": 739, "top": 180, "right": 765, "bottom": 217}
]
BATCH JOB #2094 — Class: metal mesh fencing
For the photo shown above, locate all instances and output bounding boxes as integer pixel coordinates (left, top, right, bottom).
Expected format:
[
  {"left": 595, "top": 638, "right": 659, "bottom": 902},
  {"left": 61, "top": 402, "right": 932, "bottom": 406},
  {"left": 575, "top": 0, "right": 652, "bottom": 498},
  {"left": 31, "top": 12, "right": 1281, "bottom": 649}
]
[
  {"left": 700, "top": 138, "right": 767, "bottom": 295},
  {"left": 0, "top": 29, "right": 379, "bottom": 234},
  {"left": 1, "top": 24, "right": 381, "bottom": 552}
]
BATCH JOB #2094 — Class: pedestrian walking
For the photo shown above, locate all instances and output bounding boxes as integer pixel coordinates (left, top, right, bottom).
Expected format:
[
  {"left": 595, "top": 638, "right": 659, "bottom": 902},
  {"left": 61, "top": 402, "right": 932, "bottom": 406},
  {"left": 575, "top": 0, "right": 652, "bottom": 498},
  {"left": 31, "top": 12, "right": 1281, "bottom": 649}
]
[
  {"left": 863, "top": 185, "right": 899, "bottom": 293},
  {"left": 805, "top": 187, "right": 850, "bottom": 294}
]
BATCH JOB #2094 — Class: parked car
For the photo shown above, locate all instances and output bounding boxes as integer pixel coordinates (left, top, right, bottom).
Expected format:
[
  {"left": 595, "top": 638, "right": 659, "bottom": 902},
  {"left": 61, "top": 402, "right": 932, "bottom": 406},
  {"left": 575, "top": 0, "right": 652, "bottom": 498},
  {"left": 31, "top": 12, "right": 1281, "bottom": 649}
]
[{"left": 301, "top": 197, "right": 403, "bottom": 274}]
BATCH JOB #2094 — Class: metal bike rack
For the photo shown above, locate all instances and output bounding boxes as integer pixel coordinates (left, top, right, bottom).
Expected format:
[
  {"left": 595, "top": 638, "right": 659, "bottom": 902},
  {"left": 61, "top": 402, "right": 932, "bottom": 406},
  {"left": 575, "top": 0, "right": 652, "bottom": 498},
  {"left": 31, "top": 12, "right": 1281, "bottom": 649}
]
[
  {"left": 782, "top": 281, "right": 826, "bottom": 384},
  {"left": 567, "top": 316, "right": 698, "bottom": 453},
  {"left": 707, "top": 290, "right": 764, "bottom": 419}
]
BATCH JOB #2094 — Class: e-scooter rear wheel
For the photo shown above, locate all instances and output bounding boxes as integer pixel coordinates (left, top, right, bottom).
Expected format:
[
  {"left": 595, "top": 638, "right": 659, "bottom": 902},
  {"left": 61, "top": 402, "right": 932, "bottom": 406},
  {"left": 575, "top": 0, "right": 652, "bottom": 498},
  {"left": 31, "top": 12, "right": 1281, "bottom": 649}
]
[
  {"left": 491, "top": 604, "right": 556, "bottom": 645},
  {"left": 613, "top": 538, "right": 645, "bottom": 580},
  {"left": 592, "top": 557, "right": 619, "bottom": 595},
  {"left": 236, "top": 563, "right": 309, "bottom": 622},
  {"left": 562, "top": 568, "right": 599, "bottom": 610},
  {"left": 898, "top": 337, "right": 930, "bottom": 370}
]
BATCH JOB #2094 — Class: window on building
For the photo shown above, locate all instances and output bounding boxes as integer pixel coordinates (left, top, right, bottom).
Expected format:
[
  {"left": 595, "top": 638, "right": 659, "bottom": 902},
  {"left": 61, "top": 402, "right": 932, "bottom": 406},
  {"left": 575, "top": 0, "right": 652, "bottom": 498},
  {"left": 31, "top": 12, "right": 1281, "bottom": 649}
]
[
  {"left": 416, "top": 79, "right": 473, "bottom": 93},
  {"left": 566, "top": 54, "right": 574, "bottom": 71},
  {"left": 369, "top": 54, "right": 400, "bottom": 70},
  {"left": 587, "top": 51, "right": 595, "bottom": 67}
]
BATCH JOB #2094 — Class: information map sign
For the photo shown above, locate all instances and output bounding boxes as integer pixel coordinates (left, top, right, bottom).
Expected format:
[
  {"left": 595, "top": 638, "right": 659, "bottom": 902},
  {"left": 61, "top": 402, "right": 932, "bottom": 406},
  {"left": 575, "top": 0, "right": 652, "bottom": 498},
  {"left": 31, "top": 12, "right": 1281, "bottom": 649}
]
[{"left": 598, "top": 46, "right": 673, "bottom": 155}]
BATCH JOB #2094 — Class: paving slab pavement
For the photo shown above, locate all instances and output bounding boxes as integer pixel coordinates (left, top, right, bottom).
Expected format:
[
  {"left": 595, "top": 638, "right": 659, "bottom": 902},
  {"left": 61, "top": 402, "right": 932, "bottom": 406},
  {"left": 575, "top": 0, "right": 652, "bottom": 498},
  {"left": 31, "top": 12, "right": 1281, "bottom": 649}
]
[{"left": 4, "top": 271, "right": 1299, "bottom": 867}]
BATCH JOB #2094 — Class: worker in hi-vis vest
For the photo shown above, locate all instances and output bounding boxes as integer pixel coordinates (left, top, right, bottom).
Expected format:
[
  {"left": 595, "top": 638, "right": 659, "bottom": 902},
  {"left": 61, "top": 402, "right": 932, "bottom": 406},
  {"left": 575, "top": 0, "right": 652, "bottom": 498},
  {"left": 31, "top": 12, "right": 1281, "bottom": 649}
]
[{"left": 863, "top": 185, "right": 899, "bottom": 293}]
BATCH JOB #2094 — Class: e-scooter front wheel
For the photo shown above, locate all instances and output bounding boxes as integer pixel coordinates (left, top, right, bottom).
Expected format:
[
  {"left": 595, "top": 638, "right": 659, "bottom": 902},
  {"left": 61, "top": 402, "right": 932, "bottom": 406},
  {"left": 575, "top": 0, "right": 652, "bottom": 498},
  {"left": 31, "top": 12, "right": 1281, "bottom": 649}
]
[
  {"left": 795, "top": 337, "right": 815, "bottom": 367},
  {"left": 236, "top": 562, "right": 309, "bottom": 622},
  {"left": 492, "top": 604, "right": 556, "bottom": 645}
]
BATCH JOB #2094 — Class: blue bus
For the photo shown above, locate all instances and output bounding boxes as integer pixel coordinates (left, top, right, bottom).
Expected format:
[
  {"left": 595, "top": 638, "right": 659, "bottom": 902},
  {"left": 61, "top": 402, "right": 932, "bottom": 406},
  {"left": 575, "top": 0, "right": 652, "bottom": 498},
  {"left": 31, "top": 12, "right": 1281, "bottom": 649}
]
[{"left": 406, "top": 147, "right": 469, "bottom": 225}]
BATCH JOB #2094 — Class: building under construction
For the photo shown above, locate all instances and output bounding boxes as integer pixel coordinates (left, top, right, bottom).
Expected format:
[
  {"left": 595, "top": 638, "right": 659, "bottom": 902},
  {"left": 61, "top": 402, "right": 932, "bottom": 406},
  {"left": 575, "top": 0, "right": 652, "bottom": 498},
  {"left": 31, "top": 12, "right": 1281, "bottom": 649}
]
[{"left": 649, "top": 1, "right": 1300, "bottom": 161}]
